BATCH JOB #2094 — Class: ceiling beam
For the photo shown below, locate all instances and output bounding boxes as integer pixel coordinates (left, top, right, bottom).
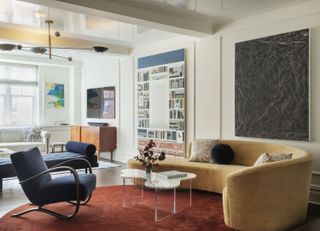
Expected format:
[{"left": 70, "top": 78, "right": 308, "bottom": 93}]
[
  {"left": 21, "top": 0, "right": 215, "bottom": 37},
  {"left": 0, "top": 24, "right": 131, "bottom": 55}
]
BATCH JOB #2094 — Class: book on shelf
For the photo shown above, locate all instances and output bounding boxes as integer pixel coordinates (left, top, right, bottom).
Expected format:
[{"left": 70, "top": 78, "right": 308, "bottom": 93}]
[{"left": 158, "top": 170, "right": 188, "bottom": 179}]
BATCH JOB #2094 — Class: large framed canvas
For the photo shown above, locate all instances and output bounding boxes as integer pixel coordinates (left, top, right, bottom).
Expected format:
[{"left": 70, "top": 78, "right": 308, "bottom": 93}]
[
  {"left": 137, "top": 49, "right": 185, "bottom": 156},
  {"left": 235, "top": 29, "right": 309, "bottom": 141},
  {"left": 45, "top": 83, "right": 64, "bottom": 109}
]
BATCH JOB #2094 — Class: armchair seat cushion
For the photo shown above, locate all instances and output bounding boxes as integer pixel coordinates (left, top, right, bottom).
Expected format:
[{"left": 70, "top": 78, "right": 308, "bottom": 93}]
[{"left": 36, "top": 173, "right": 96, "bottom": 205}]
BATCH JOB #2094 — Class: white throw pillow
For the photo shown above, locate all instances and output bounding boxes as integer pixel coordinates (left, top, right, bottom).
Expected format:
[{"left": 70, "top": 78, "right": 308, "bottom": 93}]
[
  {"left": 254, "top": 153, "right": 270, "bottom": 165},
  {"left": 254, "top": 152, "right": 293, "bottom": 165},
  {"left": 189, "top": 139, "right": 217, "bottom": 162}
]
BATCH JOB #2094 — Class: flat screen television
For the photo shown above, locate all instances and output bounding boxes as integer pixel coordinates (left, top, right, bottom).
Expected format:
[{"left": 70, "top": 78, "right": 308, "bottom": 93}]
[{"left": 87, "top": 87, "right": 115, "bottom": 119}]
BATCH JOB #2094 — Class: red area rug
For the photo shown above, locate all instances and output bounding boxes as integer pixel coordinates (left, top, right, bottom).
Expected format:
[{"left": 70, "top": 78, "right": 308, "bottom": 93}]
[{"left": 0, "top": 186, "right": 232, "bottom": 231}]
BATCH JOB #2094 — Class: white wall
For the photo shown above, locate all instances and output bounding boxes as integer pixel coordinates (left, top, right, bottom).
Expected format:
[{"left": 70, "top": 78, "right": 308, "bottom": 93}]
[{"left": 81, "top": 53, "right": 122, "bottom": 159}]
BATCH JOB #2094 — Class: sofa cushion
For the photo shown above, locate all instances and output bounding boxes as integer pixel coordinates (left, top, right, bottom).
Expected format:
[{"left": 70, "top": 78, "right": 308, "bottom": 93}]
[
  {"left": 211, "top": 143, "right": 234, "bottom": 164},
  {"left": 189, "top": 139, "right": 217, "bottom": 162},
  {"left": 66, "top": 141, "right": 96, "bottom": 156},
  {"left": 0, "top": 128, "right": 24, "bottom": 142}
]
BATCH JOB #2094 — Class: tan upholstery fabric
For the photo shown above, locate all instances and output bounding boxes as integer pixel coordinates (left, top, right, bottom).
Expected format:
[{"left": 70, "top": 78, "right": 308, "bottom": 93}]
[{"left": 127, "top": 139, "right": 312, "bottom": 231}]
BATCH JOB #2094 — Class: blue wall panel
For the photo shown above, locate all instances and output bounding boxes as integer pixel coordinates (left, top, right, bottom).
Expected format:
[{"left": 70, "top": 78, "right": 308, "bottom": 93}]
[{"left": 138, "top": 49, "right": 184, "bottom": 69}]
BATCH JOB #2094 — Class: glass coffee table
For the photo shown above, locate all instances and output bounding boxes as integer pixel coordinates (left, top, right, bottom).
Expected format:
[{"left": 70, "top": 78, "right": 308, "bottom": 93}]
[{"left": 120, "top": 169, "right": 196, "bottom": 221}]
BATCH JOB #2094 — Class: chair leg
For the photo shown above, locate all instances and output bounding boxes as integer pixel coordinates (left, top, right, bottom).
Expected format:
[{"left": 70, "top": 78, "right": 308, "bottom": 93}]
[
  {"left": 67, "top": 193, "right": 92, "bottom": 206},
  {"left": 12, "top": 201, "right": 80, "bottom": 219}
]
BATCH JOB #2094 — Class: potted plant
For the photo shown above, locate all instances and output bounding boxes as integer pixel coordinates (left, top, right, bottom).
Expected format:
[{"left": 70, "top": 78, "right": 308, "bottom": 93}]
[{"left": 134, "top": 140, "right": 166, "bottom": 176}]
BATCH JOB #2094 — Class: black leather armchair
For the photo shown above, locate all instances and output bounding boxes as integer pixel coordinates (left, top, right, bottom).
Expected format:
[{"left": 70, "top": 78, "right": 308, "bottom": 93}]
[{"left": 10, "top": 147, "right": 96, "bottom": 219}]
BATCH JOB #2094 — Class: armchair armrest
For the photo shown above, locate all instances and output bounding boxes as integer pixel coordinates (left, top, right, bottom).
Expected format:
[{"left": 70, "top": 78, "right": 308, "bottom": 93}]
[
  {"left": 19, "top": 166, "right": 79, "bottom": 186},
  {"left": 41, "top": 131, "right": 51, "bottom": 154},
  {"left": 52, "top": 158, "right": 93, "bottom": 173},
  {"left": 223, "top": 158, "right": 312, "bottom": 231}
]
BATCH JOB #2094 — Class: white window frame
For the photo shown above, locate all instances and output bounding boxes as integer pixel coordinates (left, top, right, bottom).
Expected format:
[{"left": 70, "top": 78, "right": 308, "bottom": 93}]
[{"left": 0, "top": 63, "right": 38, "bottom": 126}]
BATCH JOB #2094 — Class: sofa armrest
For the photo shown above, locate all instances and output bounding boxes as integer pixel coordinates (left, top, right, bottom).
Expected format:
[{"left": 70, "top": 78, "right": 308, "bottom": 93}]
[
  {"left": 41, "top": 131, "right": 51, "bottom": 154},
  {"left": 223, "top": 158, "right": 312, "bottom": 231}
]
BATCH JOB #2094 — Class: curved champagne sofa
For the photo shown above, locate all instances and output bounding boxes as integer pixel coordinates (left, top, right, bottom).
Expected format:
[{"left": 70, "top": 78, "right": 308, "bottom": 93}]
[{"left": 127, "top": 139, "right": 312, "bottom": 231}]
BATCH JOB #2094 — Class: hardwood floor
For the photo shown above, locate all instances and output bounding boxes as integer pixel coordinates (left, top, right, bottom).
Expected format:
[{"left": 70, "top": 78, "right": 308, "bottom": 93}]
[{"left": 0, "top": 161, "right": 319, "bottom": 231}]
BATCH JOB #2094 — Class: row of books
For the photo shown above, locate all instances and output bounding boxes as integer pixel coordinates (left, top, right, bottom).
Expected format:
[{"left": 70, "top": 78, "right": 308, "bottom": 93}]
[
  {"left": 170, "top": 110, "right": 184, "bottom": 119},
  {"left": 137, "top": 110, "right": 149, "bottom": 119},
  {"left": 170, "top": 79, "right": 184, "bottom": 89},
  {"left": 137, "top": 72, "right": 149, "bottom": 82},
  {"left": 151, "top": 66, "right": 168, "bottom": 74},
  {"left": 138, "top": 119, "right": 150, "bottom": 128},
  {"left": 169, "top": 99, "right": 184, "bottom": 109},
  {"left": 169, "top": 121, "right": 184, "bottom": 130},
  {"left": 170, "top": 90, "right": 184, "bottom": 99}
]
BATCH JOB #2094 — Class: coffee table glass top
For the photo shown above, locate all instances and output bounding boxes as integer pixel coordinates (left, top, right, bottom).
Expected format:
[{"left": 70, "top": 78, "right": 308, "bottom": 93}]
[{"left": 120, "top": 169, "right": 196, "bottom": 189}]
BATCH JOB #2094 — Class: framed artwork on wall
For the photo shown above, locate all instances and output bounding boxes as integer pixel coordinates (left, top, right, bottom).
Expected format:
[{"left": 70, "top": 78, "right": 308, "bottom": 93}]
[
  {"left": 235, "top": 29, "right": 309, "bottom": 141},
  {"left": 45, "top": 82, "right": 64, "bottom": 109}
]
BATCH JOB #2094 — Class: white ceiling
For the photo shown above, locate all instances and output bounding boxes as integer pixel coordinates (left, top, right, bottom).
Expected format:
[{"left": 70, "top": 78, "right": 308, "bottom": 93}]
[
  {"left": 0, "top": 0, "right": 179, "bottom": 48},
  {"left": 130, "top": 0, "right": 307, "bottom": 22},
  {"left": 0, "top": 0, "right": 313, "bottom": 55}
]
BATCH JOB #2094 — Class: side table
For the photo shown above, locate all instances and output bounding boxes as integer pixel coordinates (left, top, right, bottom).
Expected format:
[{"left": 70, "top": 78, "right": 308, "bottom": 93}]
[{"left": 49, "top": 142, "right": 66, "bottom": 153}]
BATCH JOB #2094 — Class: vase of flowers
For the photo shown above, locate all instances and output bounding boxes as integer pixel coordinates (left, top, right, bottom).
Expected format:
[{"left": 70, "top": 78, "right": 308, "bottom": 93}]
[{"left": 134, "top": 140, "right": 166, "bottom": 177}]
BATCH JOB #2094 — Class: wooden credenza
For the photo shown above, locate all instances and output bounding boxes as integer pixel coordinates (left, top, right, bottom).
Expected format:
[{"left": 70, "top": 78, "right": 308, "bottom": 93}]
[{"left": 71, "top": 125, "right": 117, "bottom": 161}]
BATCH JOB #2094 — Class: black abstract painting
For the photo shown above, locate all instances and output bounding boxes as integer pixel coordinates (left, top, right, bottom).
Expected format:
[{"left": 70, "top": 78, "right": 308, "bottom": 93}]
[{"left": 235, "top": 29, "right": 309, "bottom": 141}]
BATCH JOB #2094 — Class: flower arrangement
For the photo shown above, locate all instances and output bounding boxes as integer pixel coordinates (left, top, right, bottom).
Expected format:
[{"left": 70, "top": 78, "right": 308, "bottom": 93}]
[{"left": 134, "top": 140, "right": 166, "bottom": 173}]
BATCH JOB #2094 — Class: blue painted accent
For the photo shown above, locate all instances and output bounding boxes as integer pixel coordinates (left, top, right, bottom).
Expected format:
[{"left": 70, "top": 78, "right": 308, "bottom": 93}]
[{"left": 138, "top": 49, "right": 184, "bottom": 69}]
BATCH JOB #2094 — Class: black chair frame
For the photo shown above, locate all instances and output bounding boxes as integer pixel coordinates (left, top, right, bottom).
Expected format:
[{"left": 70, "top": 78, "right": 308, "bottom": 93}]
[{"left": 12, "top": 158, "right": 93, "bottom": 219}]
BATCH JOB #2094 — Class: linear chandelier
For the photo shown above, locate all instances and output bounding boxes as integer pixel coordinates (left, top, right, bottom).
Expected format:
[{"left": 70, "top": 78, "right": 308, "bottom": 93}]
[{"left": 0, "top": 19, "right": 108, "bottom": 62}]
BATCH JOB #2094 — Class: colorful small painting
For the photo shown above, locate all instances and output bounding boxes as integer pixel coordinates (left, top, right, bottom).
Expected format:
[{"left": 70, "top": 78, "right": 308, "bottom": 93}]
[{"left": 45, "top": 83, "right": 64, "bottom": 108}]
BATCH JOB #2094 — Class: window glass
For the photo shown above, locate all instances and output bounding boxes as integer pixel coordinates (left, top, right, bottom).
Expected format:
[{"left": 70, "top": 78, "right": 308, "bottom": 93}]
[
  {"left": 11, "top": 97, "right": 33, "bottom": 125},
  {"left": 0, "top": 63, "right": 37, "bottom": 82},
  {"left": 0, "top": 63, "right": 38, "bottom": 125}
]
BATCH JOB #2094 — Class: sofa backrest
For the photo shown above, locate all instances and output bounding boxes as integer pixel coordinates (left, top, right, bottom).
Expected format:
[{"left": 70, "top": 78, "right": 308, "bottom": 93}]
[
  {"left": 0, "top": 128, "right": 24, "bottom": 143},
  {"left": 217, "top": 139, "right": 308, "bottom": 166}
]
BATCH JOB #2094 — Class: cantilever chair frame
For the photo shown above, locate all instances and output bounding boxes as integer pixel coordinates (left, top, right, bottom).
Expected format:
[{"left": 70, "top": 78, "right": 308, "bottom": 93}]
[{"left": 12, "top": 158, "right": 93, "bottom": 219}]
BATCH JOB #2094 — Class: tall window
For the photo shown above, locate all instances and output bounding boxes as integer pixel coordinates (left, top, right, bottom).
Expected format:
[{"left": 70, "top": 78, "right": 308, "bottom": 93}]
[{"left": 0, "top": 63, "right": 38, "bottom": 125}]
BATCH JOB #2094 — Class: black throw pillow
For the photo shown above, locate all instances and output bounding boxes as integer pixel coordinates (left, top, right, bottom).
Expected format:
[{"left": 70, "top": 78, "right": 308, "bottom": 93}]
[
  {"left": 66, "top": 141, "right": 96, "bottom": 156},
  {"left": 210, "top": 143, "right": 234, "bottom": 164}
]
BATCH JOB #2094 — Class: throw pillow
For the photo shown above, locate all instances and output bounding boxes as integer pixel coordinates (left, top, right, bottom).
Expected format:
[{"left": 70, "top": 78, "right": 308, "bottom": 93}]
[
  {"left": 24, "top": 128, "right": 42, "bottom": 142},
  {"left": 66, "top": 141, "right": 97, "bottom": 156},
  {"left": 188, "top": 139, "right": 217, "bottom": 162},
  {"left": 254, "top": 152, "right": 293, "bottom": 165},
  {"left": 269, "top": 153, "right": 293, "bottom": 162},
  {"left": 210, "top": 143, "right": 234, "bottom": 164},
  {"left": 254, "top": 153, "right": 271, "bottom": 165}
]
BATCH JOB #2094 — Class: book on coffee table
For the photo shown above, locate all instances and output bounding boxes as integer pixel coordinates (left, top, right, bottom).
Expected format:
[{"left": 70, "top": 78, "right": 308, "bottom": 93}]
[{"left": 158, "top": 170, "right": 188, "bottom": 179}]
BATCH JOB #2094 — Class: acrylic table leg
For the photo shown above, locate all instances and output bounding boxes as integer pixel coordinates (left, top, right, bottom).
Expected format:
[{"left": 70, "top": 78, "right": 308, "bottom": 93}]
[
  {"left": 154, "top": 188, "right": 158, "bottom": 221},
  {"left": 173, "top": 187, "right": 176, "bottom": 213},
  {"left": 122, "top": 178, "right": 126, "bottom": 207},
  {"left": 189, "top": 179, "right": 192, "bottom": 206},
  {"left": 141, "top": 184, "right": 144, "bottom": 201}
]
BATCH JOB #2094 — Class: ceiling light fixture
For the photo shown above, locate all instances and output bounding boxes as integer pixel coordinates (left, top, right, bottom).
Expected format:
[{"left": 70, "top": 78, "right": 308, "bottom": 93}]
[{"left": 0, "top": 18, "right": 108, "bottom": 61}]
